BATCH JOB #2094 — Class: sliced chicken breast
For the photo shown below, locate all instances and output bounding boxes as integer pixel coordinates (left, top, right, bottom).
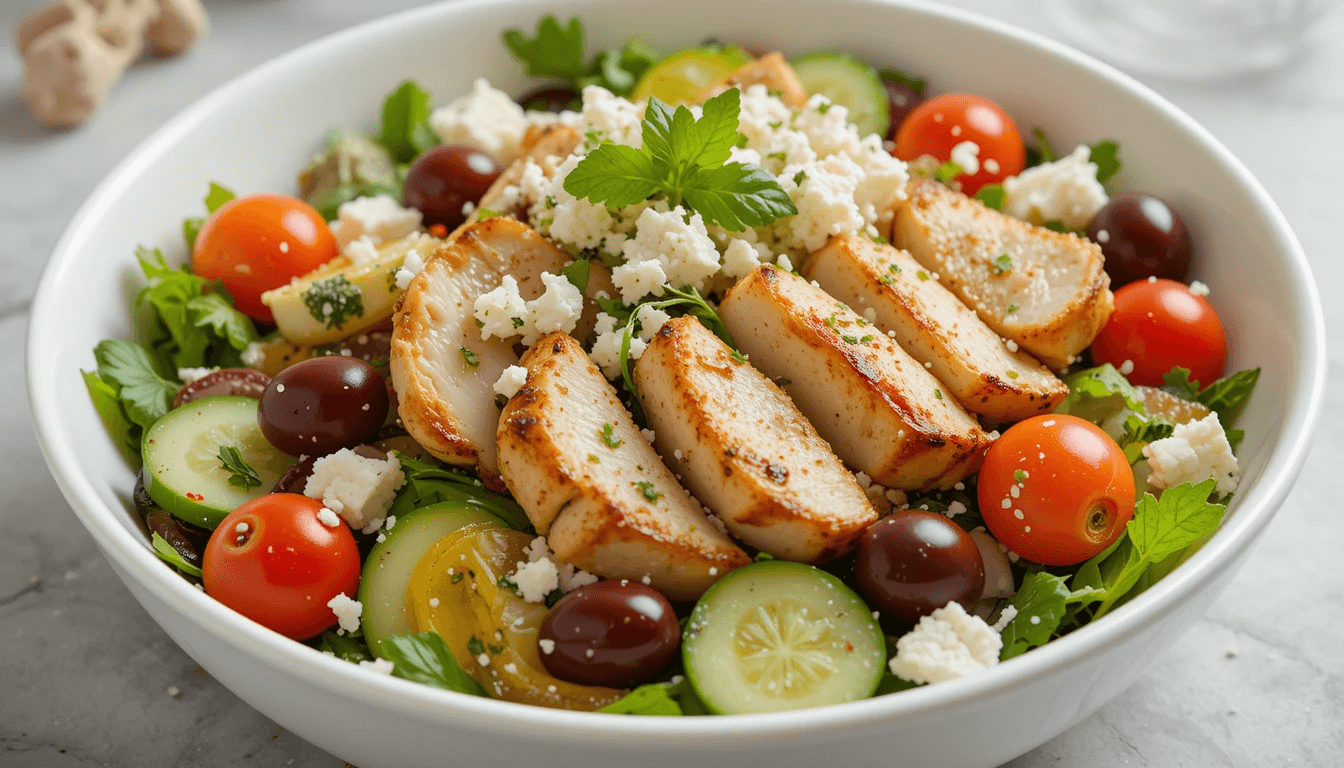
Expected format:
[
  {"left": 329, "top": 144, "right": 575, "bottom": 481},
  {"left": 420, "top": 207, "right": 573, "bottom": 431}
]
[
  {"left": 476, "top": 123, "right": 582, "bottom": 220},
  {"left": 892, "top": 179, "right": 1113, "bottom": 369},
  {"left": 391, "top": 218, "right": 569, "bottom": 484},
  {"left": 634, "top": 316, "right": 876, "bottom": 562},
  {"left": 497, "top": 332, "right": 749, "bottom": 600},
  {"left": 804, "top": 234, "right": 1068, "bottom": 423},
  {"left": 711, "top": 51, "right": 808, "bottom": 109},
  {"left": 719, "top": 265, "right": 990, "bottom": 490}
]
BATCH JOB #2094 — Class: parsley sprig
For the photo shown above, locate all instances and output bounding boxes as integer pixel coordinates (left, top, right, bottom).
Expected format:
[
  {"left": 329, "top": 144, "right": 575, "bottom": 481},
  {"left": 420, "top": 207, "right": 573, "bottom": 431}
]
[
  {"left": 503, "top": 16, "right": 658, "bottom": 99},
  {"left": 563, "top": 89, "right": 797, "bottom": 231},
  {"left": 217, "top": 445, "right": 262, "bottom": 489}
]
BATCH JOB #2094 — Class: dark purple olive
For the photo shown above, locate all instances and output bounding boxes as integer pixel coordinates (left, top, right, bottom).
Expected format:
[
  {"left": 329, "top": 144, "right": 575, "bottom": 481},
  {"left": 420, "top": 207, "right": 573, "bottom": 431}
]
[
  {"left": 173, "top": 368, "right": 271, "bottom": 409},
  {"left": 1087, "top": 191, "right": 1193, "bottom": 288},
  {"left": 403, "top": 145, "right": 503, "bottom": 229},
  {"left": 313, "top": 330, "right": 392, "bottom": 370},
  {"left": 517, "top": 84, "right": 581, "bottom": 114},
  {"left": 271, "top": 455, "right": 316, "bottom": 495},
  {"left": 538, "top": 580, "right": 680, "bottom": 688},
  {"left": 257, "top": 357, "right": 389, "bottom": 456},
  {"left": 144, "top": 508, "right": 210, "bottom": 568},
  {"left": 882, "top": 78, "right": 923, "bottom": 141},
  {"left": 854, "top": 511, "right": 984, "bottom": 624}
]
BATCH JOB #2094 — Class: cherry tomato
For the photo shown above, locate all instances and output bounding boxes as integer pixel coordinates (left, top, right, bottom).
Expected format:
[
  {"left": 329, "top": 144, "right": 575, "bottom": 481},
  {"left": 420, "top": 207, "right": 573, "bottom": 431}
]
[
  {"left": 1090, "top": 278, "right": 1227, "bottom": 387},
  {"left": 894, "top": 93, "right": 1025, "bottom": 196},
  {"left": 193, "top": 195, "right": 339, "bottom": 322},
  {"left": 202, "top": 494, "right": 360, "bottom": 640},
  {"left": 978, "top": 415, "right": 1135, "bottom": 566}
]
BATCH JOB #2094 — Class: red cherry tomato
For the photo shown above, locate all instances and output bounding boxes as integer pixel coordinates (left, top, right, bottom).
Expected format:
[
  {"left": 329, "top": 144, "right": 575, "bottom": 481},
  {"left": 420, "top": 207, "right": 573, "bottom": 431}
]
[
  {"left": 978, "top": 415, "right": 1135, "bottom": 566},
  {"left": 1090, "top": 278, "right": 1227, "bottom": 387},
  {"left": 894, "top": 93, "right": 1025, "bottom": 196},
  {"left": 202, "top": 493, "right": 360, "bottom": 640},
  {"left": 193, "top": 195, "right": 339, "bottom": 322}
]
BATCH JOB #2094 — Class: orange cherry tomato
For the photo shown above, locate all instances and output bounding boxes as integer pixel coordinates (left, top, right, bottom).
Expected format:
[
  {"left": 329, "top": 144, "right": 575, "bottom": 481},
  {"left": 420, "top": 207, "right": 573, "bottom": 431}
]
[
  {"left": 978, "top": 415, "right": 1135, "bottom": 566},
  {"left": 1090, "top": 278, "right": 1228, "bottom": 387},
  {"left": 193, "top": 195, "right": 339, "bottom": 322},
  {"left": 203, "top": 494, "right": 360, "bottom": 640},
  {"left": 894, "top": 93, "right": 1025, "bottom": 196}
]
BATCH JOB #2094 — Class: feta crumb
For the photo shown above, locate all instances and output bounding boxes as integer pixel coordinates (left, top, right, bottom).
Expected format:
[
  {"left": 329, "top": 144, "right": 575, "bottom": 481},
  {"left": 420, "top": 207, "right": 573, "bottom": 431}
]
[
  {"left": 615, "top": 206, "right": 721, "bottom": 302},
  {"left": 588, "top": 311, "right": 647, "bottom": 378},
  {"left": 511, "top": 558, "right": 560, "bottom": 603},
  {"left": 946, "top": 500, "right": 967, "bottom": 518},
  {"left": 776, "top": 254, "right": 794, "bottom": 272},
  {"left": 477, "top": 653, "right": 491, "bottom": 667},
  {"left": 429, "top": 78, "right": 529, "bottom": 164},
  {"left": 949, "top": 141, "right": 980, "bottom": 176},
  {"left": 539, "top": 638, "right": 556, "bottom": 655},
  {"left": 345, "top": 235, "right": 380, "bottom": 266},
  {"left": 393, "top": 248, "right": 426, "bottom": 290},
  {"left": 304, "top": 449, "right": 407, "bottom": 533},
  {"left": 316, "top": 507, "right": 341, "bottom": 528},
  {"left": 1143, "top": 413, "right": 1240, "bottom": 494},
  {"left": 634, "top": 305, "right": 672, "bottom": 342},
  {"left": 1189, "top": 280, "right": 1211, "bottom": 297},
  {"left": 990, "top": 604, "right": 1018, "bottom": 632},
  {"left": 358, "top": 658, "right": 395, "bottom": 675},
  {"left": 1096, "top": 229, "right": 1110, "bottom": 243},
  {"left": 640, "top": 428, "right": 656, "bottom": 444},
  {"left": 473, "top": 275, "right": 527, "bottom": 341},
  {"left": 1119, "top": 359, "right": 1135, "bottom": 376},
  {"left": 1002, "top": 145, "right": 1108, "bottom": 231},
  {"left": 428, "top": 597, "right": 440, "bottom": 608},
  {"left": 240, "top": 341, "right": 267, "bottom": 368},
  {"left": 854, "top": 471, "right": 873, "bottom": 489},
  {"left": 177, "top": 367, "right": 214, "bottom": 384},
  {"left": 641, "top": 574, "right": 652, "bottom": 585},
  {"left": 327, "top": 593, "right": 363, "bottom": 633},
  {"left": 888, "top": 601, "right": 1002, "bottom": 685},
  {"left": 522, "top": 271, "right": 585, "bottom": 345},
  {"left": 330, "top": 194, "right": 422, "bottom": 249},
  {"left": 1005, "top": 339, "right": 1019, "bottom": 353},
  {"left": 493, "top": 365, "right": 529, "bottom": 399}
]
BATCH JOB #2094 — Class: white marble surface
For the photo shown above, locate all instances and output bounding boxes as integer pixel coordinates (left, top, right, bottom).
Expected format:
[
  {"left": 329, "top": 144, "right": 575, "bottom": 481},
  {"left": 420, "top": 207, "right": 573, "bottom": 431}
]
[{"left": 2, "top": 1, "right": 1341, "bottom": 765}]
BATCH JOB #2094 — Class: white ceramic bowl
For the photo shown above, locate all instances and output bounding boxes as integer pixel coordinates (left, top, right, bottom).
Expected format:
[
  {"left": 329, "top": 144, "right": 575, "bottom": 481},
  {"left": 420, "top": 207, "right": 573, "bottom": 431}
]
[{"left": 27, "top": 1, "right": 1325, "bottom": 766}]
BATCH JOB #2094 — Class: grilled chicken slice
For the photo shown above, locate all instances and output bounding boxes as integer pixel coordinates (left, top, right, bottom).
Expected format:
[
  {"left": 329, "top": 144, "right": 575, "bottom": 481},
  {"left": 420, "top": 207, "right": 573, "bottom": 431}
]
[
  {"left": 497, "top": 332, "right": 749, "bottom": 600},
  {"left": 475, "top": 123, "right": 582, "bottom": 220},
  {"left": 892, "top": 179, "right": 1113, "bottom": 369},
  {"left": 391, "top": 218, "right": 569, "bottom": 484},
  {"left": 719, "top": 265, "right": 990, "bottom": 490},
  {"left": 634, "top": 317, "right": 877, "bottom": 562},
  {"left": 804, "top": 234, "right": 1068, "bottom": 422},
  {"left": 709, "top": 51, "right": 808, "bottom": 109}
]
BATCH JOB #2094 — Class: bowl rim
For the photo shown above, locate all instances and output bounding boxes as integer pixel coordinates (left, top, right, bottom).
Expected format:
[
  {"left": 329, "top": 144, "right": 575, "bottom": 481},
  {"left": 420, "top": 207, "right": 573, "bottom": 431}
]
[{"left": 26, "top": 0, "right": 1326, "bottom": 742}]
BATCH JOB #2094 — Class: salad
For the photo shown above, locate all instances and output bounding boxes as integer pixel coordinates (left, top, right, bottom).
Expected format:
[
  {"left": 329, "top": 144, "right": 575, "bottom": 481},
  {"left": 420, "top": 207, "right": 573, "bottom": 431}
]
[{"left": 83, "top": 16, "right": 1260, "bottom": 716}]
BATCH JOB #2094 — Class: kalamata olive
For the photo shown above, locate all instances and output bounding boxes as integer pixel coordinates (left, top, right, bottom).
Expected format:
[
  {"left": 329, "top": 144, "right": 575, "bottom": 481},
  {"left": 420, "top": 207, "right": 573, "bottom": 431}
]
[
  {"left": 1087, "top": 191, "right": 1192, "bottom": 287},
  {"left": 517, "top": 84, "right": 581, "bottom": 113},
  {"left": 403, "top": 145, "right": 503, "bottom": 229},
  {"left": 144, "top": 508, "right": 211, "bottom": 568},
  {"left": 881, "top": 77, "right": 923, "bottom": 140},
  {"left": 313, "top": 330, "right": 392, "bottom": 372},
  {"left": 271, "top": 454, "right": 316, "bottom": 495},
  {"left": 172, "top": 368, "right": 271, "bottom": 409},
  {"left": 854, "top": 511, "right": 985, "bottom": 624},
  {"left": 538, "top": 580, "right": 680, "bottom": 688},
  {"left": 257, "top": 357, "right": 389, "bottom": 456}
]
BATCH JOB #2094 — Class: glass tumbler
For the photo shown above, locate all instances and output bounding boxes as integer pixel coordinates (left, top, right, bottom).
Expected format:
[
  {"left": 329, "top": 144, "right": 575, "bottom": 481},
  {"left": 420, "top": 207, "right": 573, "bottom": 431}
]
[{"left": 1044, "top": 0, "right": 1342, "bottom": 80}]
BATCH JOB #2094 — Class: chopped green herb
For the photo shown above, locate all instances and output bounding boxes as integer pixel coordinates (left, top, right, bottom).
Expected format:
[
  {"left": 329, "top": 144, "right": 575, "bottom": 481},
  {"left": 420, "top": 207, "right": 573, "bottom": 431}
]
[
  {"left": 888, "top": 263, "right": 902, "bottom": 274},
  {"left": 303, "top": 275, "right": 365, "bottom": 330},
  {"left": 1007, "top": 304, "right": 1019, "bottom": 314},
  {"left": 934, "top": 389, "right": 944, "bottom": 400},
  {"left": 450, "top": 572, "right": 465, "bottom": 584},
  {"left": 793, "top": 170, "right": 808, "bottom": 186},
  {"left": 729, "top": 349, "right": 748, "bottom": 364},
  {"left": 1007, "top": 370, "right": 1020, "bottom": 379},
  {"left": 974, "top": 183, "right": 1006, "bottom": 210},
  {"left": 601, "top": 423, "right": 623, "bottom": 449},
  {"left": 841, "top": 334, "right": 860, "bottom": 344},
  {"left": 767, "top": 151, "right": 787, "bottom": 161},
  {"left": 1089, "top": 140, "right": 1122, "bottom": 183},
  {"left": 588, "top": 453, "right": 601, "bottom": 464},
  {"left": 634, "top": 480, "right": 661, "bottom": 503},
  {"left": 872, "top": 234, "right": 889, "bottom": 245},
  {"left": 476, "top": 208, "right": 503, "bottom": 220},
  {"left": 859, "top": 335, "right": 874, "bottom": 344},
  {"left": 217, "top": 445, "right": 262, "bottom": 489},
  {"left": 1014, "top": 469, "right": 1027, "bottom": 483},
  {"left": 459, "top": 347, "right": 481, "bottom": 368},
  {"left": 466, "top": 636, "right": 485, "bottom": 656},
  {"left": 496, "top": 576, "right": 517, "bottom": 590},
  {"left": 934, "top": 160, "right": 963, "bottom": 184},
  {"left": 917, "top": 270, "right": 930, "bottom": 281},
  {"left": 992, "top": 254, "right": 1013, "bottom": 275}
]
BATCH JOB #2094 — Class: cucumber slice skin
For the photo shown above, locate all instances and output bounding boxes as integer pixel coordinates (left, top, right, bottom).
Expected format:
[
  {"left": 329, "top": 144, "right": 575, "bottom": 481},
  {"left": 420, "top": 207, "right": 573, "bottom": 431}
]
[
  {"left": 790, "top": 51, "right": 890, "bottom": 139},
  {"left": 142, "top": 396, "right": 294, "bottom": 530},
  {"left": 682, "top": 561, "right": 885, "bottom": 715},
  {"left": 359, "top": 502, "right": 503, "bottom": 658}
]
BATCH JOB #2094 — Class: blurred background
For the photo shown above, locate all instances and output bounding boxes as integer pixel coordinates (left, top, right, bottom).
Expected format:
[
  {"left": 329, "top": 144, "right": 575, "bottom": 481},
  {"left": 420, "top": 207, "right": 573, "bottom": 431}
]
[{"left": 2, "top": 1, "right": 1341, "bottom": 766}]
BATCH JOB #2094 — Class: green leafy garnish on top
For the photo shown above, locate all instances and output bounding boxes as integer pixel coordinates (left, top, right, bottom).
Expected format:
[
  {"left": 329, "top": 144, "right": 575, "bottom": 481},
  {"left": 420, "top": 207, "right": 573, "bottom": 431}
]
[
  {"left": 502, "top": 16, "right": 658, "bottom": 99},
  {"left": 377, "top": 631, "right": 488, "bottom": 697},
  {"left": 562, "top": 88, "right": 798, "bottom": 231},
  {"left": 217, "top": 445, "right": 262, "bottom": 490},
  {"left": 379, "top": 80, "right": 440, "bottom": 165}
]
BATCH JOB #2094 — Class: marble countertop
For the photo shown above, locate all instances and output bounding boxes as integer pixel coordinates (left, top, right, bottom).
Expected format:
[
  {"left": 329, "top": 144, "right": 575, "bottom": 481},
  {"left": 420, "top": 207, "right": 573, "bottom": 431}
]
[{"left": 2, "top": 1, "right": 1341, "bottom": 765}]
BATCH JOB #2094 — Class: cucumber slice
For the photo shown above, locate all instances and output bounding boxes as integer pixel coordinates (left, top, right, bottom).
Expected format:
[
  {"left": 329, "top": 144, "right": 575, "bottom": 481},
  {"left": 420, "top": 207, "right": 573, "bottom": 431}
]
[
  {"left": 791, "top": 52, "right": 889, "bottom": 139},
  {"left": 683, "top": 561, "right": 885, "bottom": 714},
  {"left": 632, "top": 46, "right": 752, "bottom": 105},
  {"left": 360, "top": 503, "right": 503, "bottom": 658},
  {"left": 142, "top": 396, "right": 294, "bottom": 530}
]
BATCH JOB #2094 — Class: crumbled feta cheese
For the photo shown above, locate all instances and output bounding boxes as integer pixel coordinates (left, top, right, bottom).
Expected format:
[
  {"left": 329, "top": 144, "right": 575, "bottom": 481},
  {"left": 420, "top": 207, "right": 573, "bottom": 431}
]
[
  {"left": 393, "top": 248, "right": 426, "bottom": 290},
  {"left": 330, "top": 195, "right": 423, "bottom": 249},
  {"left": 524, "top": 535, "right": 551, "bottom": 563},
  {"left": 473, "top": 275, "right": 527, "bottom": 341},
  {"left": 1119, "top": 359, "right": 1135, "bottom": 376},
  {"left": 1189, "top": 280, "right": 1210, "bottom": 297},
  {"left": 588, "top": 311, "right": 647, "bottom": 377},
  {"left": 888, "top": 601, "right": 1002, "bottom": 684},
  {"left": 558, "top": 566, "right": 599, "bottom": 592},
  {"left": 610, "top": 259, "right": 669, "bottom": 305},
  {"left": 358, "top": 658, "right": 395, "bottom": 675},
  {"left": 522, "top": 271, "right": 585, "bottom": 345},
  {"left": 539, "top": 638, "right": 556, "bottom": 655},
  {"left": 177, "top": 367, "right": 214, "bottom": 384},
  {"left": 345, "top": 236, "right": 381, "bottom": 266},
  {"left": 304, "top": 449, "right": 407, "bottom": 533},
  {"left": 511, "top": 557, "right": 560, "bottom": 603},
  {"left": 494, "top": 365, "right": 529, "bottom": 399},
  {"left": 721, "top": 237, "right": 770, "bottom": 278},
  {"left": 316, "top": 507, "right": 341, "bottom": 528},
  {"left": 616, "top": 206, "right": 720, "bottom": 302},
  {"left": 580, "top": 85, "right": 645, "bottom": 147},
  {"left": 946, "top": 500, "right": 967, "bottom": 518},
  {"left": 634, "top": 305, "right": 672, "bottom": 342},
  {"left": 240, "top": 341, "right": 267, "bottom": 368},
  {"left": 640, "top": 428, "right": 656, "bottom": 444},
  {"left": 327, "top": 593, "right": 363, "bottom": 634},
  {"left": 429, "top": 78, "right": 529, "bottom": 164},
  {"left": 990, "top": 604, "right": 1018, "bottom": 633},
  {"left": 949, "top": 141, "right": 980, "bottom": 176},
  {"left": 1143, "top": 413, "right": 1239, "bottom": 494},
  {"left": 776, "top": 254, "right": 794, "bottom": 272},
  {"left": 1002, "top": 145, "right": 1108, "bottom": 231}
]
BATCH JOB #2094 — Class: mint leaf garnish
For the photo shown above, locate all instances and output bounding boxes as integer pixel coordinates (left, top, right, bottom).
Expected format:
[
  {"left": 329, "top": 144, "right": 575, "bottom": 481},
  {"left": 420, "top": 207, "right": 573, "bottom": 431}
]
[
  {"left": 217, "top": 445, "right": 262, "bottom": 489},
  {"left": 1089, "top": 140, "right": 1121, "bottom": 183}
]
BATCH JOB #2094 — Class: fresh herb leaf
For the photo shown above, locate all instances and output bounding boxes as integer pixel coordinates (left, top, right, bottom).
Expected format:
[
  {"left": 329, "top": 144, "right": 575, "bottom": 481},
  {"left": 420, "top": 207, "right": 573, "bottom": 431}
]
[
  {"left": 182, "top": 217, "right": 204, "bottom": 250},
  {"left": 151, "top": 532, "right": 202, "bottom": 578},
  {"left": 1042, "top": 220, "right": 1067, "bottom": 233},
  {"left": 1162, "top": 367, "right": 1201, "bottom": 400},
  {"left": 389, "top": 453, "right": 532, "bottom": 532},
  {"left": 580, "top": 36, "right": 660, "bottom": 97},
  {"left": 681, "top": 162, "right": 798, "bottom": 230},
  {"left": 379, "top": 632, "right": 488, "bottom": 697},
  {"left": 601, "top": 423, "right": 623, "bottom": 449},
  {"left": 217, "top": 445, "right": 262, "bottom": 489},
  {"left": 450, "top": 572, "right": 465, "bottom": 584},
  {"left": 303, "top": 275, "right": 365, "bottom": 330},
  {"left": 599, "top": 681, "right": 687, "bottom": 716},
  {"left": 82, "top": 370, "right": 141, "bottom": 469},
  {"left": 1196, "top": 368, "right": 1260, "bottom": 424},
  {"left": 187, "top": 292, "right": 256, "bottom": 351},
  {"left": 476, "top": 208, "right": 504, "bottom": 220},
  {"left": 992, "top": 254, "right": 1013, "bottom": 275},
  {"left": 1054, "top": 364, "right": 1147, "bottom": 439},
  {"left": 317, "top": 630, "right": 374, "bottom": 663},
  {"left": 877, "top": 67, "right": 926, "bottom": 97},
  {"left": 1006, "top": 304, "right": 1019, "bottom": 314},
  {"left": 934, "top": 160, "right": 962, "bottom": 184},
  {"left": 1032, "top": 127, "right": 1057, "bottom": 164},
  {"left": 634, "top": 480, "right": 661, "bottom": 503},
  {"left": 92, "top": 340, "right": 178, "bottom": 429},
  {"left": 1089, "top": 140, "right": 1121, "bottom": 183},
  {"left": 379, "top": 80, "right": 439, "bottom": 164},
  {"left": 1128, "top": 480, "right": 1224, "bottom": 563},
  {"left": 460, "top": 347, "right": 481, "bottom": 368},
  {"left": 595, "top": 295, "right": 633, "bottom": 324},
  {"left": 502, "top": 15, "right": 589, "bottom": 82},
  {"left": 974, "top": 183, "right": 1006, "bottom": 210},
  {"left": 560, "top": 259, "right": 592, "bottom": 293},
  {"left": 1000, "top": 571, "right": 1071, "bottom": 660},
  {"left": 916, "top": 270, "right": 930, "bottom": 281},
  {"left": 934, "top": 388, "right": 944, "bottom": 400},
  {"left": 204, "top": 182, "right": 236, "bottom": 213},
  {"left": 729, "top": 349, "right": 747, "bottom": 364}
]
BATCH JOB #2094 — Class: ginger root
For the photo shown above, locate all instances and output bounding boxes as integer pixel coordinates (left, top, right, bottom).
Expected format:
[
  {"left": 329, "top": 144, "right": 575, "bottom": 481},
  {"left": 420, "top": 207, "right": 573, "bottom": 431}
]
[{"left": 16, "top": 0, "right": 210, "bottom": 128}]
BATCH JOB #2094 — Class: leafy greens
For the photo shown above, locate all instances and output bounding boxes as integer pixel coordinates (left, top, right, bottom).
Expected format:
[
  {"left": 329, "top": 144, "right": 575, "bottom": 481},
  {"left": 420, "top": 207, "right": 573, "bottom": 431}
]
[{"left": 502, "top": 16, "right": 658, "bottom": 99}]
